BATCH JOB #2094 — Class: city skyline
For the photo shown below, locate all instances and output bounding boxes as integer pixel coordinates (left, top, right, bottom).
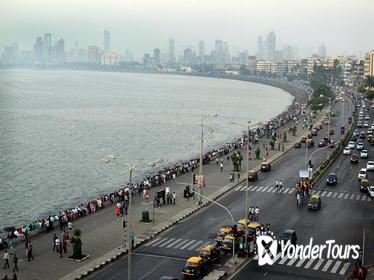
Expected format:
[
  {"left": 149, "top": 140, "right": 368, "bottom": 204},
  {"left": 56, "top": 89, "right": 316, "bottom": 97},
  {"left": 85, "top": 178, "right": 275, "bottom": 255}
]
[{"left": 1, "top": 0, "right": 373, "bottom": 59}]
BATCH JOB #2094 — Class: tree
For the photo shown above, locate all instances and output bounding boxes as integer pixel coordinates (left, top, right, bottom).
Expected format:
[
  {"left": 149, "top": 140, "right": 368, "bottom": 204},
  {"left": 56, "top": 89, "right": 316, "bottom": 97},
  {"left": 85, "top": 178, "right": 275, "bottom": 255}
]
[
  {"left": 70, "top": 229, "right": 83, "bottom": 259},
  {"left": 231, "top": 151, "right": 243, "bottom": 172},
  {"left": 269, "top": 140, "right": 275, "bottom": 150}
]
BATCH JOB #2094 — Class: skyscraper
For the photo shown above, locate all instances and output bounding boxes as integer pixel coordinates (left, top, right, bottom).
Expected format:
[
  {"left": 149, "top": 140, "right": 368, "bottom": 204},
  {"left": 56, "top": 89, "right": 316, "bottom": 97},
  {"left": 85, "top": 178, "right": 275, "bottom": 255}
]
[
  {"left": 199, "top": 40, "right": 205, "bottom": 63},
  {"left": 319, "top": 44, "right": 327, "bottom": 58},
  {"left": 265, "top": 30, "right": 276, "bottom": 61},
  {"left": 256, "top": 36, "right": 264, "bottom": 60},
  {"left": 369, "top": 50, "right": 374, "bottom": 77},
  {"left": 55, "top": 38, "right": 65, "bottom": 63},
  {"left": 168, "top": 38, "right": 175, "bottom": 63},
  {"left": 153, "top": 48, "right": 160, "bottom": 63},
  {"left": 87, "top": 46, "right": 100, "bottom": 64},
  {"left": 104, "top": 30, "right": 110, "bottom": 53},
  {"left": 43, "top": 33, "right": 52, "bottom": 63},
  {"left": 33, "top": 36, "right": 43, "bottom": 63}
]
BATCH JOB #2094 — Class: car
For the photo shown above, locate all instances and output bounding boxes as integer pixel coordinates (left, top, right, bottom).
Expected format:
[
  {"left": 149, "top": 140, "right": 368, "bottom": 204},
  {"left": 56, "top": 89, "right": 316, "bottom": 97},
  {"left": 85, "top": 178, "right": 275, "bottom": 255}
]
[
  {"left": 368, "top": 186, "right": 374, "bottom": 198},
  {"left": 318, "top": 139, "right": 326, "bottom": 147},
  {"left": 279, "top": 230, "right": 297, "bottom": 247},
  {"left": 261, "top": 161, "right": 271, "bottom": 172},
  {"left": 357, "top": 122, "right": 363, "bottom": 128},
  {"left": 308, "top": 194, "right": 321, "bottom": 210},
  {"left": 301, "top": 136, "right": 307, "bottom": 143},
  {"left": 326, "top": 173, "right": 337, "bottom": 185},
  {"left": 360, "top": 179, "right": 369, "bottom": 192},
  {"left": 364, "top": 122, "right": 369, "bottom": 128},
  {"left": 356, "top": 142, "right": 364, "bottom": 150},
  {"left": 348, "top": 141, "right": 355, "bottom": 149},
  {"left": 311, "top": 129, "right": 318, "bottom": 136},
  {"left": 365, "top": 115, "right": 370, "bottom": 120},
  {"left": 360, "top": 131, "right": 366, "bottom": 139},
  {"left": 358, "top": 168, "right": 367, "bottom": 180},
  {"left": 248, "top": 170, "right": 258, "bottom": 181},
  {"left": 343, "top": 147, "right": 351, "bottom": 155},
  {"left": 350, "top": 154, "right": 359, "bottom": 163},
  {"left": 367, "top": 161, "right": 374, "bottom": 171},
  {"left": 329, "top": 129, "right": 334, "bottom": 135},
  {"left": 367, "top": 129, "right": 373, "bottom": 136},
  {"left": 371, "top": 124, "right": 374, "bottom": 130},
  {"left": 182, "top": 256, "right": 207, "bottom": 277},
  {"left": 294, "top": 141, "right": 301, "bottom": 148},
  {"left": 353, "top": 130, "right": 360, "bottom": 137},
  {"left": 360, "top": 150, "right": 368, "bottom": 158}
]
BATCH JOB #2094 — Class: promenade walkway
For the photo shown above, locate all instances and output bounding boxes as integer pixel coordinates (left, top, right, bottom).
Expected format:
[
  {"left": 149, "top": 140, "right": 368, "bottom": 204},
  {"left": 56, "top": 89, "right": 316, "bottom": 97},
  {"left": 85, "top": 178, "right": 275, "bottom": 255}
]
[{"left": 0, "top": 105, "right": 318, "bottom": 280}]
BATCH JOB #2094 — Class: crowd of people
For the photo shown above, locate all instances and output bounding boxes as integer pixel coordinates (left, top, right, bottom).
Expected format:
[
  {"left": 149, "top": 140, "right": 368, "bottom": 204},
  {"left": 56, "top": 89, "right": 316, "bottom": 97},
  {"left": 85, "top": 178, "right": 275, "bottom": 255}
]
[{"left": 0, "top": 81, "right": 311, "bottom": 263}]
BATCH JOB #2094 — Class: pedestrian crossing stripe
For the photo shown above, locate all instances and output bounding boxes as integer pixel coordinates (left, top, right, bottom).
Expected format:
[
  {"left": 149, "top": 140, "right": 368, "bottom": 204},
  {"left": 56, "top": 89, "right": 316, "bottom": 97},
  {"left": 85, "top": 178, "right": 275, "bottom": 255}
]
[
  {"left": 234, "top": 185, "right": 372, "bottom": 202},
  {"left": 270, "top": 253, "right": 350, "bottom": 275},
  {"left": 144, "top": 237, "right": 206, "bottom": 251}
]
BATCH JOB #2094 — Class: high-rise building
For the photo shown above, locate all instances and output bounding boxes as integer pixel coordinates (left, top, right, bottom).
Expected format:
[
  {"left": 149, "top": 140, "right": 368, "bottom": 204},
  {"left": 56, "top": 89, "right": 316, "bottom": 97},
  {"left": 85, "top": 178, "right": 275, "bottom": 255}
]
[
  {"left": 369, "top": 50, "right": 374, "bottom": 77},
  {"left": 319, "top": 44, "right": 327, "bottom": 58},
  {"left": 43, "top": 33, "right": 52, "bottom": 62},
  {"left": 153, "top": 48, "right": 160, "bottom": 63},
  {"left": 104, "top": 30, "right": 110, "bottom": 53},
  {"left": 33, "top": 36, "right": 43, "bottom": 63},
  {"left": 199, "top": 40, "right": 205, "bottom": 63},
  {"left": 168, "top": 38, "right": 175, "bottom": 63},
  {"left": 256, "top": 36, "right": 264, "bottom": 60},
  {"left": 55, "top": 38, "right": 65, "bottom": 63},
  {"left": 183, "top": 48, "right": 193, "bottom": 65},
  {"left": 265, "top": 30, "right": 276, "bottom": 61},
  {"left": 214, "top": 40, "right": 231, "bottom": 64},
  {"left": 87, "top": 46, "right": 100, "bottom": 64}
]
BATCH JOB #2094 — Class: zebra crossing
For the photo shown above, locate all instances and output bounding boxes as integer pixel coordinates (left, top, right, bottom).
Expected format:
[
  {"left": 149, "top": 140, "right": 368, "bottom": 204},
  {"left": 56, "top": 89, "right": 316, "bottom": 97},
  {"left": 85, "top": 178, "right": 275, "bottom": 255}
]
[
  {"left": 268, "top": 253, "right": 351, "bottom": 276},
  {"left": 144, "top": 237, "right": 206, "bottom": 251},
  {"left": 235, "top": 185, "right": 373, "bottom": 202}
]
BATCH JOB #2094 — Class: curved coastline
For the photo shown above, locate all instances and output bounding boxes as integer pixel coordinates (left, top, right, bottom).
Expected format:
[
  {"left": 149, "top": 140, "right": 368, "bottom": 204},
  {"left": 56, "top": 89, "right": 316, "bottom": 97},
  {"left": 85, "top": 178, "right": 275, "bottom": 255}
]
[{"left": 0, "top": 71, "right": 307, "bottom": 241}]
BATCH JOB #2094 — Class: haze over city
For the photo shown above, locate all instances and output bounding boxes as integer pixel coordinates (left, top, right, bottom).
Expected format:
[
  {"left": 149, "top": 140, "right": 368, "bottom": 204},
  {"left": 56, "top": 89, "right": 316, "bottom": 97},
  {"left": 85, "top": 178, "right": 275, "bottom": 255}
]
[{"left": 1, "top": 0, "right": 373, "bottom": 59}]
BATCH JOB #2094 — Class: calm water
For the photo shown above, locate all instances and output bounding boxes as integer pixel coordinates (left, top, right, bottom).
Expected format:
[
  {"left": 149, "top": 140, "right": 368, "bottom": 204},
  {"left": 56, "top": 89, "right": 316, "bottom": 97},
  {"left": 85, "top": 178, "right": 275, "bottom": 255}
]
[{"left": 0, "top": 69, "right": 293, "bottom": 229}]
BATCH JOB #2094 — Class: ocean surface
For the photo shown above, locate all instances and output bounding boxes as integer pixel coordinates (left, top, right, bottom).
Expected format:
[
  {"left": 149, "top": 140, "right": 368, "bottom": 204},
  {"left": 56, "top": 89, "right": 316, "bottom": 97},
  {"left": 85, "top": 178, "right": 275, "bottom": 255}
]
[{"left": 0, "top": 69, "right": 293, "bottom": 229}]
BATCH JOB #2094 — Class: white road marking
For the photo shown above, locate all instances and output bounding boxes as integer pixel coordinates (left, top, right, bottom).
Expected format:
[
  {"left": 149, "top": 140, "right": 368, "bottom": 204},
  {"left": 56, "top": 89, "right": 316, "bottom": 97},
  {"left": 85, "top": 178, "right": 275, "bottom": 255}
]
[
  {"left": 145, "top": 238, "right": 162, "bottom": 246},
  {"left": 173, "top": 239, "right": 191, "bottom": 249},
  {"left": 158, "top": 238, "right": 176, "bottom": 247},
  {"left": 313, "top": 259, "right": 325, "bottom": 270},
  {"left": 321, "top": 191, "right": 327, "bottom": 197},
  {"left": 286, "top": 257, "right": 299, "bottom": 266},
  {"left": 266, "top": 187, "right": 273, "bottom": 192},
  {"left": 166, "top": 238, "right": 183, "bottom": 248},
  {"left": 187, "top": 240, "right": 204, "bottom": 251},
  {"left": 272, "top": 253, "right": 282, "bottom": 263},
  {"left": 330, "top": 260, "right": 342, "bottom": 274},
  {"left": 278, "top": 256, "right": 289, "bottom": 265},
  {"left": 344, "top": 193, "right": 350, "bottom": 199},
  {"left": 349, "top": 194, "right": 355, "bottom": 200},
  {"left": 326, "top": 192, "right": 332, "bottom": 197},
  {"left": 295, "top": 258, "right": 307, "bottom": 267},
  {"left": 150, "top": 238, "right": 166, "bottom": 247},
  {"left": 262, "top": 186, "right": 269, "bottom": 192},
  {"left": 322, "top": 259, "right": 333, "bottom": 272},
  {"left": 257, "top": 186, "right": 264, "bottom": 191},
  {"left": 333, "top": 192, "right": 338, "bottom": 198},
  {"left": 180, "top": 240, "right": 196, "bottom": 250},
  {"left": 287, "top": 188, "right": 294, "bottom": 194},
  {"left": 304, "top": 258, "right": 316, "bottom": 269},
  {"left": 338, "top": 193, "right": 344, "bottom": 199},
  {"left": 235, "top": 185, "right": 244, "bottom": 191},
  {"left": 316, "top": 190, "right": 322, "bottom": 195},
  {"left": 252, "top": 186, "right": 260, "bottom": 191},
  {"left": 355, "top": 194, "right": 361, "bottom": 200},
  {"left": 339, "top": 263, "right": 350, "bottom": 275}
]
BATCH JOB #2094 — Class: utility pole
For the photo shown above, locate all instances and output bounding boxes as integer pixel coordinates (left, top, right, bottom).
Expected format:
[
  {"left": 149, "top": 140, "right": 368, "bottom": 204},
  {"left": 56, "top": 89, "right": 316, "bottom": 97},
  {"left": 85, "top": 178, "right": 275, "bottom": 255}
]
[
  {"left": 199, "top": 116, "right": 204, "bottom": 205},
  {"left": 327, "top": 98, "right": 331, "bottom": 158},
  {"left": 127, "top": 164, "right": 133, "bottom": 280},
  {"left": 244, "top": 121, "right": 250, "bottom": 256}
]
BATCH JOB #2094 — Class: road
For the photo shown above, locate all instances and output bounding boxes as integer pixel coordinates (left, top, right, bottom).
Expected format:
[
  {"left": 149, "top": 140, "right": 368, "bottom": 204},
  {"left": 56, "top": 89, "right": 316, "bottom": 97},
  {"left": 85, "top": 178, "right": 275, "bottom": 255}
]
[{"left": 87, "top": 99, "right": 372, "bottom": 280}]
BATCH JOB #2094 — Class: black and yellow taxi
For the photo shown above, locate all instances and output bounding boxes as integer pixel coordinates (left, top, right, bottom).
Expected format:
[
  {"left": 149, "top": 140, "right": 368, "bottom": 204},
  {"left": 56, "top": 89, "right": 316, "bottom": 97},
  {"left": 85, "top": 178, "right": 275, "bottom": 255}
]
[
  {"left": 308, "top": 194, "right": 321, "bottom": 210},
  {"left": 220, "top": 234, "right": 235, "bottom": 252},
  {"left": 301, "top": 136, "right": 307, "bottom": 143},
  {"left": 182, "top": 256, "right": 207, "bottom": 278},
  {"left": 247, "top": 169, "right": 258, "bottom": 181},
  {"left": 199, "top": 244, "right": 220, "bottom": 263},
  {"left": 260, "top": 161, "right": 271, "bottom": 172},
  {"left": 236, "top": 219, "right": 260, "bottom": 236},
  {"left": 215, "top": 226, "right": 233, "bottom": 244}
]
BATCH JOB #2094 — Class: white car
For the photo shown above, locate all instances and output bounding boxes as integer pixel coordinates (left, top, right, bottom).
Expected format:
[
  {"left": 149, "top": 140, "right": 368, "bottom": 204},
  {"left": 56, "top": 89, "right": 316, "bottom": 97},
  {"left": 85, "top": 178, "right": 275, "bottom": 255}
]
[
  {"left": 366, "top": 116, "right": 370, "bottom": 120},
  {"left": 358, "top": 168, "right": 367, "bottom": 180},
  {"left": 343, "top": 147, "right": 351, "bottom": 155},
  {"left": 348, "top": 141, "right": 355, "bottom": 149},
  {"left": 368, "top": 186, "right": 374, "bottom": 198},
  {"left": 360, "top": 150, "right": 368, "bottom": 158},
  {"left": 367, "top": 161, "right": 374, "bottom": 171},
  {"left": 356, "top": 142, "right": 364, "bottom": 150},
  {"left": 364, "top": 123, "right": 369, "bottom": 128},
  {"left": 371, "top": 124, "right": 374, "bottom": 130}
]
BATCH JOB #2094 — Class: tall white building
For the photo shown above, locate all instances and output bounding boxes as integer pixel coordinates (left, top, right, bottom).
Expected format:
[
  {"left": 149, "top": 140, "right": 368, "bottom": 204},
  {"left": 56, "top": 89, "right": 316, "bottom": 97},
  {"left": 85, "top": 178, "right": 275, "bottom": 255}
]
[
  {"left": 265, "top": 30, "right": 276, "bottom": 61},
  {"left": 369, "top": 50, "right": 374, "bottom": 77},
  {"left": 199, "top": 40, "right": 205, "bottom": 63},
  {"left": 168, "top": 38, "right": 175, "bottom": 63},
  {"left": 104, "top": 30, "right": 110, "bottom": 53},
  {"left": 319, "top": 44, "right": 326, "bottom": 58}
]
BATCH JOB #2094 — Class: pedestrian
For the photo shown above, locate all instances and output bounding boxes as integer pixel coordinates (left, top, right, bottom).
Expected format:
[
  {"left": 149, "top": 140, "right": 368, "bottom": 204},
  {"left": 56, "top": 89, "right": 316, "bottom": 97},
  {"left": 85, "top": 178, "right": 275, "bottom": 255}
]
[
  {"left": 220, "top": 162, "right": 223, "bottom": 172},
  {"left": 275, "top": 179, "right": 279, "bottom": 191},
  {"left": 2, "top": 276, "right": 8, "bottom": 280},
  {"left": 229, "top": 173, "right": 232, "bottom": 182},
  {"left": 130, "top": 231, "right": 135, "bottom": 249},
  {"left": 172, "top": 192, "right": 176, "bottom": 204},
  {"left": 59, "top": 242, "right": 63, "bottom": 258},
  {"left": 3, "top": 250, "right": 10, "bottom": 269},
  {"left": 55, "top": 237, "right": 60, "bottom": 253},
  {"left": 237, "top": 173, "right": 240, "bottom": 182},
  {"left": 216, "top": 158, "right": 219, "bottom": 166},
  {"left": 279, "top": 180, "right": 284, "bottom": 192},
  {"left": 27, "top": 242, "right": 33, "bottom": 261},
  {"left": 52, "top": 233, "right": 57, "bottom": 252},
  {"left": 296, "top": 193, "right": 300, "bottom": 206},
  {"left": 11, "top": 254, "right": 18, "bottom": 273},
  {"left": 172, "top": 173, "right": 176, "bottom": 182},
  {"left": 68, "top": 221, "right": 73, "bottom": 231},
  {"left": 255, "top": 207, "right": 259, "bottom": 221},
  {"left": 227, "top": 155, "right": 230, "bottom": 163}
]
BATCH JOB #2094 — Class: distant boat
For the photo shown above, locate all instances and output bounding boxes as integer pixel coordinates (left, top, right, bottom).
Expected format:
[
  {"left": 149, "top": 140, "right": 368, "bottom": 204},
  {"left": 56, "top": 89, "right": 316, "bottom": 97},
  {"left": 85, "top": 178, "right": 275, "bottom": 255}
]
[
  {"left": 107, "top": 154, "right": 116, "bottom": 159},
  {"left": 101, "top": 158, "right": 110, "bottom": 163}
]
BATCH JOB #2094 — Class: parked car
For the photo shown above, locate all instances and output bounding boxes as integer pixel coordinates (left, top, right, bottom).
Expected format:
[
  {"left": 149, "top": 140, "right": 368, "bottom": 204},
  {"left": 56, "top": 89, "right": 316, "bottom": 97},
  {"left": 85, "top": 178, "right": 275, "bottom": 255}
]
[
  {"left": 358, "top": 168, "right": 367, "bottom": 180},
  {"left": 343, "top": 147, "right": 351, "bottom": 155},
  {"left": 360, "top": 150, "right": 368, "bottom": 158},
  {"left": 368, "top": 186, "right": 374, "bottom": 198},
  {"left": 350, "top": 154, "right": 359, "bottom": 164},
  {"left": 329, "top": 129, "right": 334, "bottom": 135}
]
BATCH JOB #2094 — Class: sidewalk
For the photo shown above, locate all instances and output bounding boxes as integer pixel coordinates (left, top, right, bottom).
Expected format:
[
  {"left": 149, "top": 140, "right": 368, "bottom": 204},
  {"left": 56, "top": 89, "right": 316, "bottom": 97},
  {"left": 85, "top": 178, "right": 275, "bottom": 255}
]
[{"left": 0, "top": 110, "right": 319, "bottom": 280}]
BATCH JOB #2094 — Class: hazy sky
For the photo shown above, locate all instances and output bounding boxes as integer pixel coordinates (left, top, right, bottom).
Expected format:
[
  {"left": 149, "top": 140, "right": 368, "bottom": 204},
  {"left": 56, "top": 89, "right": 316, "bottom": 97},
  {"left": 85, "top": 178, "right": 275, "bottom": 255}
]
[{"left": 1, "top": 0, "right": 373, "bottom": 59}]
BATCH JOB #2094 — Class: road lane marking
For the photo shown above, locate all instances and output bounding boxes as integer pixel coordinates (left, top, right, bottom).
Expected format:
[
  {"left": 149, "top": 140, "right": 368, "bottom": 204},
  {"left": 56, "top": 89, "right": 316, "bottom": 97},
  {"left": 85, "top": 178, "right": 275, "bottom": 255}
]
[
  {"left": 339, "top": 263, "right": 350, "bottom": 275},
  {"left": 252, "top": 186, "right": 259, "bottom": 191},
  {"left": 150, "top": 238, "right": 167, "bottom": 247},
  {"left": 321, "top": 191, "right": 327, "bottom": 197},
  {"left": 362, "top": 196, "right": 367, "bottom": 201},
  {"left": 132, "top": 252, "right": 185, "bottom": 261},
  {"left": 349, "top": 194, "right": 355, "bottom": 200},
  {"left": 304, "top": 258, "right": 316, "bottom": 269},
  {"left": 322, "top": 259, "right": 333, "bottom": 272},
  {"left": 173, "top": 239, "right": 190, "bottom": 249},
  {"left": 338, "top": 193, "right": 344, "bottom": 199},
  {"left": 330, "top": 261, "right": 342, "bottom": 274},
  {"left": 158, "top": 238, "right": 176, "bottom": 247},
  {"left": 344, "top": 194, "right": 350, "bottom": 199},
  {"left": 286, "top": 257, "right": 298, "bottom": 266},
  {"left": 272, "top": 253, "right": 282, "bottom": 263},
  {"left": 295, "top": 258, "right": 307, "bottom": 267},
  {"left": 180, "top": 240, "right": 196, "bottom": 250},
  {"left": 333, "top": 192, "right": 338, "bottom": 198},
  {"left": 355, "top": 194, "right": 361, "bottom": 200},
  {"left": 266, "top": 187, "right": 273, "bottom": 192},
  {"left": 235, "top": 185, "right": 244, "bottom": 191},
  {"left": 313, "top": 259, "right": 325, "bottom": 270},
  {"left": 287, "top": 188, "right": 294, "bottom": 194},
  {"left": 166, "top": 238, "right": 183, "bottom": 248},
  {"left": 326, "top": 192, "right": 332, "bottom": 197},
  {"left": 278, "top": 256, "right": 289, "bottom": 265},
  {"left": 271, "top": 189, "right": 277, "bottom": 193},
  {"left": 257, "top": 186, "right": 264, "bottom": 191},
  {"left": 145, "top": 238, "right": 161, "bottom": 246},
  {"left": 316, "top": 190, "right": 322, "bottom": 195},
  {"left": 262, "top": 186, "right": 269, "bottom": 192},
  {"left": 187, "top": 240, "right": 204, "bottom": 251}
]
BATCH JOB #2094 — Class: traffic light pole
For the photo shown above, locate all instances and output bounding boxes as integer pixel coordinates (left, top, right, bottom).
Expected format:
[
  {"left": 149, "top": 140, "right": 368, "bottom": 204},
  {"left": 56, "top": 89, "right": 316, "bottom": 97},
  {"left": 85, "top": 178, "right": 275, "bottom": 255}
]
[
  {"left": 199, "top": 117, "right": 204, "bottom": 205},
  {"left": 128, "top": 165, "right": 133, "bottom": 280}
]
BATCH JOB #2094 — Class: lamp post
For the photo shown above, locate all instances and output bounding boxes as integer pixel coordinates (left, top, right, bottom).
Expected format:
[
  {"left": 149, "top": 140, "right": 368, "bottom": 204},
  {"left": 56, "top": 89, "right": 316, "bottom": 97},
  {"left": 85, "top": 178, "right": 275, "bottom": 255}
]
[{"left": 327, "top": 98, "right": 332, "bottom": 158}]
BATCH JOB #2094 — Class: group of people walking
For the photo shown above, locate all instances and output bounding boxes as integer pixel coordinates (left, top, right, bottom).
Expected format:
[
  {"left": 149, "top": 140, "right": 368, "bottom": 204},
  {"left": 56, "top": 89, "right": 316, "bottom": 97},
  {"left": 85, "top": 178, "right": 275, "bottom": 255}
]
[{"left": 248, "top": 206, "right": 260, "bottom": 222}]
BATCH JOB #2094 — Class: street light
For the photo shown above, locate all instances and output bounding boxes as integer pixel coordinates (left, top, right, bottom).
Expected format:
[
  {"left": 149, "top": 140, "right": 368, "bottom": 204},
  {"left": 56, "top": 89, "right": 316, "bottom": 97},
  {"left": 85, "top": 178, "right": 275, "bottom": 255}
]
[{"left": 198, "top": 114, "right": 218, "bottom": 205}]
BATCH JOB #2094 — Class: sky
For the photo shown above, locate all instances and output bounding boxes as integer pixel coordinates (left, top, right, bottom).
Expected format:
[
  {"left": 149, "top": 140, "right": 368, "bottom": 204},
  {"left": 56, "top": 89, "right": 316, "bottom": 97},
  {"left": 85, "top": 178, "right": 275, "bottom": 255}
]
[{"left": 1, "top": 0, "right": 373, "bottom": 59}]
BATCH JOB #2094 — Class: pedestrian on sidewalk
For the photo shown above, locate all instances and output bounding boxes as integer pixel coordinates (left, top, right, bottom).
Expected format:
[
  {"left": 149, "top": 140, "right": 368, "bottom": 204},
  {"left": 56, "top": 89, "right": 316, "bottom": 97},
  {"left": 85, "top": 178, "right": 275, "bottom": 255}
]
[
  {"left": 55, "top": 237, "right": 60, "bottom": 254},
  {"left": 172, "top": 192, "right": 176, "bottom": 204},
  {"left": 52, "top": 233, "right": 57, "bottom": 252},
  {"left": 130, "top": 231, "right": 135, "bottom": 249},
  {"left": 255, "top": 207, "right": 259, "bottom": 221},
  {"left": 220, "top": 162, "right": 223, "bottom": 172},
  {"left": 237, "top": 173, "right": 240, "bottom": 182},
  {"left": 227, "top": 155, "right": 230, "bottom": 163},
  {"left": 11, "top": 254, "right": 18, "bottom": 273},
  {"left": 216, "top": 158, "right": 219, "bottom": 166},
  {"left": 27, "top": 242, "right": 33, "bottom": 261},
  {"left": 3, "top": 250, "right": 10, "bottom": 269},
  {"left": 229, "top": 173, "right": 233, "bottom": 182},
  {"left": 58, "top": 242, "right": 63, "bottom": 258},
  {"left": 172, "top": 173, "right": 176, "bottom": 182}
]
